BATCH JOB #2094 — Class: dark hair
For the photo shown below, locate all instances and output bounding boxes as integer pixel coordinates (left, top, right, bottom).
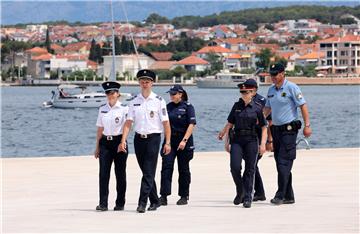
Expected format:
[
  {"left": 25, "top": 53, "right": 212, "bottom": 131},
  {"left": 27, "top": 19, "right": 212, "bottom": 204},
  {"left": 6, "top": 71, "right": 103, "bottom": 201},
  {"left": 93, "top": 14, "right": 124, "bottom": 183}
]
[{"left": 181, "top": 90, "right": 188, "bottom": 102}]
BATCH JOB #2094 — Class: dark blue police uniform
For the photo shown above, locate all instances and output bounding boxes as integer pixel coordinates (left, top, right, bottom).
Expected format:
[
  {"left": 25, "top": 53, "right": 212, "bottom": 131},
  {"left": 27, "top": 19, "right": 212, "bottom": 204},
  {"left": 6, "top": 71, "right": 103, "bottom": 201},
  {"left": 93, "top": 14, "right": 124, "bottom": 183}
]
[
  {"left": 253, "top": 92, "right": 267, "bottom": 200},
  {"left": 227, "top": 96, "right": 266, "bottom": 205},
  {"left": 160, "top": 85, "right": 196, "bottom": 205}
]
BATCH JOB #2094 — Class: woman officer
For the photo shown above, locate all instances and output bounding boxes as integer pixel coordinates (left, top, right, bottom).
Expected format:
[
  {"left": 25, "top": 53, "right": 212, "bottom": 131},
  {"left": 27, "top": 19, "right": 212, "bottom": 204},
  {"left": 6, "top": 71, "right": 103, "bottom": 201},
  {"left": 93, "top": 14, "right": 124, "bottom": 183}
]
[
  {"left": 94, "top": 81, "right": 129, "bottom": 211},
  {"left": 218, "top": 83, "right": 267, "bottom": 208},
  {"left": 159, "top": 85, "right": 196, "bottom": 206}
]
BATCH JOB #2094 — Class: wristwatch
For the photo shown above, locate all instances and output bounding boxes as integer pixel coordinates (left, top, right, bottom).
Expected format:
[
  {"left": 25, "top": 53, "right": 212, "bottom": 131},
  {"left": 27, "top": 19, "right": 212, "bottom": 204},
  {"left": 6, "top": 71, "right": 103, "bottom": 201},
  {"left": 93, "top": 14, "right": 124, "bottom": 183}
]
[
  {"left": 266, "top": 140, "right": 273, "bottom": 144},
  {"left": 182, "top": 138, "right": 188, "bottom": 143}
]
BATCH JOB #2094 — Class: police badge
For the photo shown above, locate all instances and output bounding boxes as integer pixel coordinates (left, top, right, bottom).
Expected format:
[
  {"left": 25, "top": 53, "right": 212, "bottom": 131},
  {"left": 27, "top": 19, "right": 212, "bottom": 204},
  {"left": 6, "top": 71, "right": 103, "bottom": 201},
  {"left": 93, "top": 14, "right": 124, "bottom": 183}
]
[
  {"left": 150, "top": 111, "right": 154, "bottom": 118},
  {"left": 115, "top": 117, "right": 120, "bottom": 123},
  {"left": 287, "top": 125, "right": 292, "bottom": 131},
  {"left": 281, "top": 92, "right": 287, "bottom": 97}
]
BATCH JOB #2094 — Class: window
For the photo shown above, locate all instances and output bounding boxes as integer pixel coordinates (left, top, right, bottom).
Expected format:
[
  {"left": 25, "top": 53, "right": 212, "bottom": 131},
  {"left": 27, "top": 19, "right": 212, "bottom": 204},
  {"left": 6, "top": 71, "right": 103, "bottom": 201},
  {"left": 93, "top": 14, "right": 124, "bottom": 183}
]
[
  {"left": 327, "top": 60, "right": 332, "bottom": 65},
  {"left": 327, "top": 51, "right": 332, "bottom": 57}
]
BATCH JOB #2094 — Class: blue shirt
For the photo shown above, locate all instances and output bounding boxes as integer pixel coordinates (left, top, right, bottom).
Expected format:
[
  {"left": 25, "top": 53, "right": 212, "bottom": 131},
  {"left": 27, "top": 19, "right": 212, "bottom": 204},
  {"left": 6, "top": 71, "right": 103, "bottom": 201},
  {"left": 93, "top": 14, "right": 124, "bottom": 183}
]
[
  {"left": 265, "top": 79, "right": 306, "bottom": 126},
  {"left": 227, "top": 99, "right": 266, "bottom": 131},
  {"left": 167, "top": 101, "right": 196, "bottom": 133}
]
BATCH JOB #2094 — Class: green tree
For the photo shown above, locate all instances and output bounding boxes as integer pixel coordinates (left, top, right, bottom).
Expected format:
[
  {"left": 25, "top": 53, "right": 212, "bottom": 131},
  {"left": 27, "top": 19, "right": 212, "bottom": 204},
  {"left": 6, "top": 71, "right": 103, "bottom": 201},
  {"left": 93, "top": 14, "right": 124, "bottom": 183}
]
[
  {"left": 172, "top": 66, "right": 187, "bottom": 78},
  {"left": 206, "top": 52, "right": 223, "bottom": 74},
  {"left": 114, "top": 36, "right": 121, "bottom": 55},
  {"left": 44, "top": 29, "right": 53, "bottom": 53},
  {"left": 120, "top": 35, "right": 129, "bottom": 54},
  {"left": 255, "top": 48, "right": 274, "bottom": 69},
  {"left": 146, "top": 13, "right": 170, "bottom": 24},
  {"left": 89, "top": 39, "right": 97, "bottom": 61}
]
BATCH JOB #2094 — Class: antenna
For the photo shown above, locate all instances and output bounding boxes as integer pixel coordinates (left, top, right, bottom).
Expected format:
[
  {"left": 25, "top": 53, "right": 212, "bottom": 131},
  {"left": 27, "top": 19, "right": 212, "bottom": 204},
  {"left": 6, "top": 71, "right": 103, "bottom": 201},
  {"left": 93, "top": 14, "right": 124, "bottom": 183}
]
[
  {"left": 120, "top": 1, "right": 142, "bottom": 70},
  {"left": 109, "top": 0, "right": 116, "bottom": 81}
]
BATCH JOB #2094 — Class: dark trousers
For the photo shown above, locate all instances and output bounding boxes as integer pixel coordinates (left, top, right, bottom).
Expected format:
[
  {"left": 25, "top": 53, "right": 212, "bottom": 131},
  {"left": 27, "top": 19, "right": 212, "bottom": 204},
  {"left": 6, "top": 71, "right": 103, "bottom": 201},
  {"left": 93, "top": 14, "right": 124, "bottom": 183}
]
[
  {"left": 160, "top": 136, "right": 193, "bottom": 198},
  {"left": 134, "top": 134, "right": 161, "bottom": 207},
  {"left": 230, "top": 138, "right": 258, "bottom": 202},
  {"left": 271, "top": 127, "right": 298, "bottom": 200},
  {"left": 99, "top": 136, "right": 128, "bottom": 207},
  {"left": 254, "top": 154, "right": 265, "bottom": 197}
]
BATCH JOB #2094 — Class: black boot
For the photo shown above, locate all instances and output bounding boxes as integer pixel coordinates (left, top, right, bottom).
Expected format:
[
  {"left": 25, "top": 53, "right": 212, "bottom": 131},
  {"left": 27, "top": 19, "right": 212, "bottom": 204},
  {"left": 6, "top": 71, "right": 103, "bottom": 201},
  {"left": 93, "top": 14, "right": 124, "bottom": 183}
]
[
  {"left": 176, "top": 196, "right": 188, "bottom": 205},
  {"left": 233, "top": 195, "right": 243, "bottom": 205},
  {"left": 159, "top": 196, "right": 168, "bottom": 206},
  {"left": 243, "top": 201, "right": 252, "bottom": 208},
  {"left": 136, "top": 205, "right": 146, "bottom": 213},
  {"left": 96, "top": 205, "right": 108, "bottom": 211},
  {"left": 148, "top": 203, "right": 161, "bottom": 211}
]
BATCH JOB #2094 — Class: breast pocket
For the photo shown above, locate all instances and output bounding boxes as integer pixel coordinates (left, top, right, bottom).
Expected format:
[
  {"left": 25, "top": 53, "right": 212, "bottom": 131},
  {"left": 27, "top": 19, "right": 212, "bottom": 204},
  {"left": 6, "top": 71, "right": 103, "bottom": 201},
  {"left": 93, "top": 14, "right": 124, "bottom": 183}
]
[{"left": 277, "top": 92, "right": 291, "bottom": 103}]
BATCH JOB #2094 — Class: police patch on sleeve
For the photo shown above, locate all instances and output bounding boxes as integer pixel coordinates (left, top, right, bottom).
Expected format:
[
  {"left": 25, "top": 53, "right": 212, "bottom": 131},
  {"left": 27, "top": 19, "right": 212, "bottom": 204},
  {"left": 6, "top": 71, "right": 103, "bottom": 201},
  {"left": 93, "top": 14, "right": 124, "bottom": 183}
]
[
  {"left": 162, "top": 108, "right": 167, "bottom": 116},
  {"left": 296, "top": 93, "right": 303, "bottom": 99}
]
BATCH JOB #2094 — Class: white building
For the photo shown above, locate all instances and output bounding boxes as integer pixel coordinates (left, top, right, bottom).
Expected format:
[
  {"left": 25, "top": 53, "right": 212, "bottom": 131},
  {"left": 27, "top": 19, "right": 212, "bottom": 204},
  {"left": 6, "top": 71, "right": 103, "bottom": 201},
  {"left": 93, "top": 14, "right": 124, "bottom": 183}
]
[{"left": 103, "top": 54, "right": 155, "bottom": 80}]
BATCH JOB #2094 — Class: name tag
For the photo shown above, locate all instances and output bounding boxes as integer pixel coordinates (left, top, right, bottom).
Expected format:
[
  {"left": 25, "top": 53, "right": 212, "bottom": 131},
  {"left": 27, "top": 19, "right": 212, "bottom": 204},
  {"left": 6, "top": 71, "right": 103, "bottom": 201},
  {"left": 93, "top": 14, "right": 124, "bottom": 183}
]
[
  {"left": 267, "top": 95, "right": 274, "bottom": 98},
  {"left": 133, "top": 104, "right": 141, "bottom": 106},
  {"left": 101, "top": 111, "right": 108, "bottom": 113}
]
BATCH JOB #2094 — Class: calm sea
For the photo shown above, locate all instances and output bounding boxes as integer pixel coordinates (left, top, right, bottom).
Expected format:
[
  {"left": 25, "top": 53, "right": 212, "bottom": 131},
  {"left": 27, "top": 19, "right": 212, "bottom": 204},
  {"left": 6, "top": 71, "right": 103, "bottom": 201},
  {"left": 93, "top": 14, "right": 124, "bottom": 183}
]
[{"left": 1, "top": 85, "right": 359, "bottom": 157}]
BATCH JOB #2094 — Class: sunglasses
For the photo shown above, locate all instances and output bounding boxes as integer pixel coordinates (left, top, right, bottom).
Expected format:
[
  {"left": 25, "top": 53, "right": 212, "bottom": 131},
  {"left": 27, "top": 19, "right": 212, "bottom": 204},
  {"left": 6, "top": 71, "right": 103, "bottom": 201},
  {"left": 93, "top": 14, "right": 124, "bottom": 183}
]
[{"left": 240, "top": 90, "right": 252, "bottom": 94}]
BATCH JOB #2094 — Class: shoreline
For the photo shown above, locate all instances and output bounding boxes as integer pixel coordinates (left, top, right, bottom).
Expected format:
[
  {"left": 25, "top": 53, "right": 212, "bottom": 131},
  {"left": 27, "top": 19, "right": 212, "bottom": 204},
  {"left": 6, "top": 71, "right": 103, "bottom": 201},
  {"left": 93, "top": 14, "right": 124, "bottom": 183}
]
[
  {"left": 2, "top": 76, "right": 360, "bottom": 87},
  {"left": 2, "top": 148, "right": 359, "bottom": 233}
]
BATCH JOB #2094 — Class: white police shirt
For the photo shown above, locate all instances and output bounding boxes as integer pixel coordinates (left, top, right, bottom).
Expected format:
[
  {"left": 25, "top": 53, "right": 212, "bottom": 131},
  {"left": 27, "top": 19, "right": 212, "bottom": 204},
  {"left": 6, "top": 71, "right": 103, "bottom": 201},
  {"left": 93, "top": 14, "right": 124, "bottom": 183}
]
[
  {"left": 127, "top": 92, "right": 169, "bottom": 134},
  {"left": 96, "top": 101, "right": 129, "bottom": 136}
]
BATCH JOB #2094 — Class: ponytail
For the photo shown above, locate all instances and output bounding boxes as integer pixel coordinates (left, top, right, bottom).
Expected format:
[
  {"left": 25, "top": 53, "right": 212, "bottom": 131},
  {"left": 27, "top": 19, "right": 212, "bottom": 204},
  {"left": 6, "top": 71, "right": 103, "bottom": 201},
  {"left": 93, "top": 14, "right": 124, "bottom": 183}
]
[{"left": 181, "top": 90, "right": 188, "bottom": 102}]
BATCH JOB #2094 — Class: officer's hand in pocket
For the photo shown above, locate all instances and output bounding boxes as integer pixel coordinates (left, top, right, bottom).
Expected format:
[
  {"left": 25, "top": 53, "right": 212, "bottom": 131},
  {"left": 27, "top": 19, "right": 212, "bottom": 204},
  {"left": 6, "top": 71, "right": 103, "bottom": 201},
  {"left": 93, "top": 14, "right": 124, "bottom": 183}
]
[
  {"left": 177, "top": 141, "right": 186, "bottom": 151},
  {"left": 94, "top": 147, "right": 100, "bottom": 159},
  {"left": 163, "top": 144, "right": 171, "bottom": 155},
  {"left": 118, "top": 141, "right": 127, "bottom": 153}
]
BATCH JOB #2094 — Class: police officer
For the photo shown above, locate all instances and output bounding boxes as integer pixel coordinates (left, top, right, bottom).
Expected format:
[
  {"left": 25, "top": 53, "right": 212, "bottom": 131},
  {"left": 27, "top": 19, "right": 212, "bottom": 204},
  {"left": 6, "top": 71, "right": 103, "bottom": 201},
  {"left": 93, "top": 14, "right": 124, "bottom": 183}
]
[
  {"left": 159, "top": 85, "right": 196, "bottom": 206},
  {"left": 263, "top": 62, "right": 312, "bottom": 205},
  {"left": 119, "top": 69, "right": 171, "bottom": 213},
  {"left": 245, "top": 78, "right": 271, "bottom": 202},
  {"left": 94, "top": 81, "right": 129, "bottom": 211},
  {"left": 219, "top": 83, "right": 267, "bottom": 208}
]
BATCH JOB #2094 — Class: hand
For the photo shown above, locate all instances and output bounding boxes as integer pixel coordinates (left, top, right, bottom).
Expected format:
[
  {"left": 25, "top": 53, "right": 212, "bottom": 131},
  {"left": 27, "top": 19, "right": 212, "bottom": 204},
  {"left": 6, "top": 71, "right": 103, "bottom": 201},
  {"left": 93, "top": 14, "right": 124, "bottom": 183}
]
[
  {"left": 218, "top": 130, "right": 225, "bottom": 141},
  {"left": 303, "top": 126, "right": 312, "bottom": 138},
  {"left": 225, "top": 142, "right": 231, "bottom": 153},
  {"left": 177, "top": 141, "right": 186, "bottom": 151},
  {"left": 163, "top": 144, "right": 171, "bottom": 155},
  {"left": 259, "top": 144, "right": 266, "bottom": 155},
  {"left": 94, "top": 147, "right": 100, "bottom": 159},
  {"left": 118, "top": 141, "right": 127, "bottom": 153},
  {"left": 266, "top": 142, "right": 273, "bottom": 152}
]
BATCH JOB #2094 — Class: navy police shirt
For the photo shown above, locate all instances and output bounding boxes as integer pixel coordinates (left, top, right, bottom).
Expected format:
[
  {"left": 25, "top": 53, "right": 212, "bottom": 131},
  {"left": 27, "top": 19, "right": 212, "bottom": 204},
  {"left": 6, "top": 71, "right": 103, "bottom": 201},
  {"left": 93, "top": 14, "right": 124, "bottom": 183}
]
[
  {"left": 167, "top": 101, "right": 196, "bottom": 133},
  {"left": 227, "top": 99, "right": 266, "bottom": 132}
]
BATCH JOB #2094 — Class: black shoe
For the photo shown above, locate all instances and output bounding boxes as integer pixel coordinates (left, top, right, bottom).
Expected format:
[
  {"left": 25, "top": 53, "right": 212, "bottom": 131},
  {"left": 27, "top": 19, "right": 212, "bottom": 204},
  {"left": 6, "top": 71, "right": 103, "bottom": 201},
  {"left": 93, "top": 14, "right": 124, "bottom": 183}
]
[
  {"left": 136, "top": 206, "right": 146, "bottom": 213},
  {"left": 147, "top": 203, "right": 161, "bottom": 211},
  {"left": 114, "top": 205, "right": 124, "bottom": 211},
  {"left": 283, "top": 199, "right": 295, "bottom": 204},
  {"left": 176, "top": 197, "right": 188, "bottom": 205},
  {"left": 233, "top": 195, "right": 243, "bottom": 205},
  {"left": 159, "top": 196, "right": 168, "bottom": 206},
  {"left": 243, "top": 201, "right": 252, "bottom": 208},
  {"left": 270, "top": 197, "right": 284, "bottom": 205},
  {"left": 96, "top": 205, "right": 108, "bottom": 211},
  {"left": 253, "top": 195, "right": 266, "bottom": 202}
]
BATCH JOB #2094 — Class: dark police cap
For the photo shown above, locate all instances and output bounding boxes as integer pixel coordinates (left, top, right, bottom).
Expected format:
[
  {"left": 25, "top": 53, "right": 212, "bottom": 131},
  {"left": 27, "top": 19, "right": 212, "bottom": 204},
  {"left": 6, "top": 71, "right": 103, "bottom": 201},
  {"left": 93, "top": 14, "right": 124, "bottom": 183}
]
[
  {"left": 269, "top": 62, "right": 285, "bottom": 75},
  {"left": 167, "top": 84, "right": 184, "bottom": 95},
  {"left": 102, "top": 81, "right": 121, "bottom": 93},
  {"left": 136, "top": 69, "right": 156, "bottom": 81},
  {"left": 237, "top": 78, "right": 258, "bottom": 89}
]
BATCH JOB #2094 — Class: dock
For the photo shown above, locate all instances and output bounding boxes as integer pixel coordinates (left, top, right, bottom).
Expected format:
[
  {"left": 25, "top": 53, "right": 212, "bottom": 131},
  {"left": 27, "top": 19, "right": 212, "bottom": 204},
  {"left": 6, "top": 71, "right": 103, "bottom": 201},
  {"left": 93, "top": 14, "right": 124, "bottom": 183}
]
[{"left": 2, "top": 148, "right": 359, "bottom": 233}]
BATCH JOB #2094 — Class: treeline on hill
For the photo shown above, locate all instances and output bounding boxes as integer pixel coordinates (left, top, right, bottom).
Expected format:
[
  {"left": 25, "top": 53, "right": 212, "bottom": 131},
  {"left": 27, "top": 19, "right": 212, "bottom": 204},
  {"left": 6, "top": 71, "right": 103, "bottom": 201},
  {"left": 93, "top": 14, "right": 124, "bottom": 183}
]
[{"left": 146, "top": 5, "right": 360, "bottom": 30}]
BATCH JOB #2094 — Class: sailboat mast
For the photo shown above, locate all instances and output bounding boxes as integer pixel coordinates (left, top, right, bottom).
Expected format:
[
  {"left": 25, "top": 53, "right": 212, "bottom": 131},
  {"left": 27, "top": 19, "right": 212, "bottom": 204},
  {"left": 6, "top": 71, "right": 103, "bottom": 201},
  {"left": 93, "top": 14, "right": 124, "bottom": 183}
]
[{"left": 109, "top": 0, "right": 116, "bottom": 81}]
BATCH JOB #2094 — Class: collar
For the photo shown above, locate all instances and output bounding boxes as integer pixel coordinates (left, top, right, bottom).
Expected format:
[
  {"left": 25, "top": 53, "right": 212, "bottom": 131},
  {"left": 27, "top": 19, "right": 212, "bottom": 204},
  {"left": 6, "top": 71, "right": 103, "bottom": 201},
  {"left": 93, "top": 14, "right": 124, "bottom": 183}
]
[
  {"left": 106, "top": 100, "right": 121, "bottom": 109},
  {"left": 275, "top": 79, "right": 288, "bottom": 91},
  {"left": 140, "top": 91, "right": 156, "bottom": 100},
  {"left": 239, "top": 98, "right": 253, "bottom": 107}
]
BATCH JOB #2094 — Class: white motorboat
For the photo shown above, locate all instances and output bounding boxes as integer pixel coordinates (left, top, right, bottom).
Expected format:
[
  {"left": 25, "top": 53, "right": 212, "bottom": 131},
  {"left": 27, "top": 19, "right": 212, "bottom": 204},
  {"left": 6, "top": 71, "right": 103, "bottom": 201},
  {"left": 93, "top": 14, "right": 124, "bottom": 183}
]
[
  {"left": 196, "top": 72, "right": 261, "bottom": 89},
  {"left": 43, "top": 84, "right": 133, "bottom": 108}
]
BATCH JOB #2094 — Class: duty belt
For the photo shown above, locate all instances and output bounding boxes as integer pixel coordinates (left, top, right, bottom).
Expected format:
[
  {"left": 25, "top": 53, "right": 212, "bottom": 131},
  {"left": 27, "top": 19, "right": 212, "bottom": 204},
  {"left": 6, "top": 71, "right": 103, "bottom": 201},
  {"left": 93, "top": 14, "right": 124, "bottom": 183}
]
[{"left": 273, "top": 120, "right": 302, "bottom": 132}]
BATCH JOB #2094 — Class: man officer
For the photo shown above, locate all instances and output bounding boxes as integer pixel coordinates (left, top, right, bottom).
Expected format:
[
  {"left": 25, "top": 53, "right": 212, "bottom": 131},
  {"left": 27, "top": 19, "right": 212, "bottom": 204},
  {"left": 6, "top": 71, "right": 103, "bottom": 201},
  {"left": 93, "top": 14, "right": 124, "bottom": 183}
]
[
  {"left": 263, "top": 62, "right": 312, "bottom": 205},
  {"left": 119, "top": 69, "right": 171, "bottom": 213}
]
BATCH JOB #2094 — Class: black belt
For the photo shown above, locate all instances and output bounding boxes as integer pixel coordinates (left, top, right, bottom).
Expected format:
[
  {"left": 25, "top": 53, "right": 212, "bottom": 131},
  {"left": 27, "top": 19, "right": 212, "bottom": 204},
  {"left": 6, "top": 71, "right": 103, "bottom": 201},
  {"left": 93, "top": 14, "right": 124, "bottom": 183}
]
[
  {"left": 234, "top": 129, "right": 257, "bottom": 136},
  {"left": 273, "top": 120, "right": 302, "bottom": 132},
  {"left": 135, "top": 132, "right": 161, "bottom": 139},
  {"left": 102, "top": 134, "right": 122, "bottom": 141}
]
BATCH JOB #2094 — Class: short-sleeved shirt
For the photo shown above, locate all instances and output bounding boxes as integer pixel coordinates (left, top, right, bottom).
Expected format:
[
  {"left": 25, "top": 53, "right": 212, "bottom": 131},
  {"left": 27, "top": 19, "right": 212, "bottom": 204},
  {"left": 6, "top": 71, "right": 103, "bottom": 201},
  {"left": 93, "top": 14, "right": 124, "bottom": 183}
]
[
  {"left": 96, "top": 101, "right": 129, "bottom": 136},
  {"left": 167, "top": 101, "right": 196, "bottom": 133},
  {"left": 265, "top": 79, "right": 306, "bottom": 126},
  {"left": 127, "top": 92, "right": 169, "bottom": 134},
  {"left": 227, "top": 99, "right": 266, "bottom": 131}
]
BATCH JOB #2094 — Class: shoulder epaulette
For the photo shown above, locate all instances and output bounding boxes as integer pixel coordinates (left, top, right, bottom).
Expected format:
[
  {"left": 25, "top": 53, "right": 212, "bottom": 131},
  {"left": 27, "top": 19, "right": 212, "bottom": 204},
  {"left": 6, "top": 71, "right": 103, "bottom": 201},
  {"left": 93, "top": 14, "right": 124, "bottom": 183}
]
[
  {"left": 99, "top": 103, "right": 106, "bottom": 107},
  {"left": 127, "top": 95, "right": 137, "bottom": 101},
  {"left": 155, "top": 95, "right": 163, "bottom": 100},
  {"left": 121, "top": 103, "right": 128, "bottom": 107}
]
